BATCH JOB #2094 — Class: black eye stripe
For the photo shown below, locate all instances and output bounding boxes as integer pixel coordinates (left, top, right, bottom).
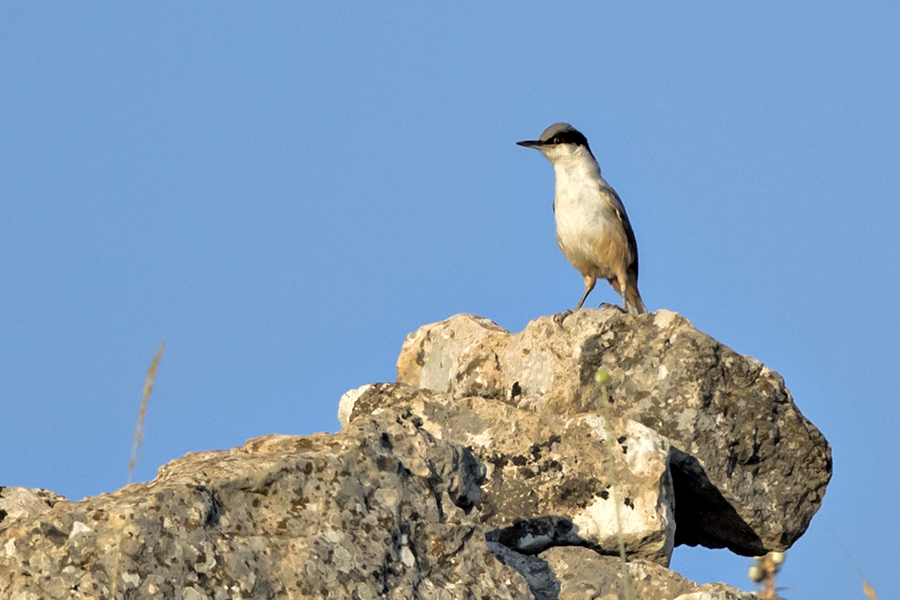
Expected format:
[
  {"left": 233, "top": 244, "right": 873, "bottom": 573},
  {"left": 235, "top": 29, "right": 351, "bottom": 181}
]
[
  {"left": 547, "top": 130, "right": 589, "bottom": 148},
  {"left": 532, "top": 124, "right": 593, "bottom": 152}
]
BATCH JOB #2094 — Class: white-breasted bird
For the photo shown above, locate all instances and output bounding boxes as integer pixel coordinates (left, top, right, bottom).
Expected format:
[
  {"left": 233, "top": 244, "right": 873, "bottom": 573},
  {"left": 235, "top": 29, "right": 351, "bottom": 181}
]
[{"left": 518, "top": 122, "right": 647, "bottom": 314}]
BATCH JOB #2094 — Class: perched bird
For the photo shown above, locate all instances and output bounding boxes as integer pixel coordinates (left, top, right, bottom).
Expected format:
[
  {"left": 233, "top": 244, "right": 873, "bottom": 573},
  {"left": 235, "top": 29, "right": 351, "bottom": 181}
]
[{"left": 518, "top": 123, "right": 647, "bottom": 315}]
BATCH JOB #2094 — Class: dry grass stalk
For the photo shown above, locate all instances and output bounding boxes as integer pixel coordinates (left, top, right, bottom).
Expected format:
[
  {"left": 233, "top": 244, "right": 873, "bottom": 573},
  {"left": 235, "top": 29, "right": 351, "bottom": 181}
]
[
  {"left": 831, "top": 531, "right": 879, "bottom": 600},
  {"left": 112, "top": 340, "right": 165, "bottom": 598},
  {"left": 127, "top": 340, "right": 165, "bottom": 485}
]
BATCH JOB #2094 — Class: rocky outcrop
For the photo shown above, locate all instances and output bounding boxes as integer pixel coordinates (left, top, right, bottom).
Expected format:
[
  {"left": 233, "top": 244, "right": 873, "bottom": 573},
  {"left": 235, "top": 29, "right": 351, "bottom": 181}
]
[
  {"left": 0, "top": 411, "right": 532, "bottom": 599},
  {"left": 342, "top": 384, "right": 675, "bottom": 565},
  {"left": 0, "top": 309, "right": 831, "bottom": 599},
  {"left": 392, "top": 309, "right": 831, "bottom": 556}
]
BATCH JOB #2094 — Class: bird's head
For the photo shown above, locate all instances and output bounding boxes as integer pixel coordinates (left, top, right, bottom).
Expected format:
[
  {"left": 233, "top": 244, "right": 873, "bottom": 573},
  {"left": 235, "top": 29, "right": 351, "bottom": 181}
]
[{"left": 517, "top": 122, "right": 594, "bottom": 164}]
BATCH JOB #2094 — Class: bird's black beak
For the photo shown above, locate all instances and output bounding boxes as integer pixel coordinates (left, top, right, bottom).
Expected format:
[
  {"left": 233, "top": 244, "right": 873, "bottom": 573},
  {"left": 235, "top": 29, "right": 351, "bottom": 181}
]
[{"left": 516, "top": 139, "right": 543, "bottom": 148}]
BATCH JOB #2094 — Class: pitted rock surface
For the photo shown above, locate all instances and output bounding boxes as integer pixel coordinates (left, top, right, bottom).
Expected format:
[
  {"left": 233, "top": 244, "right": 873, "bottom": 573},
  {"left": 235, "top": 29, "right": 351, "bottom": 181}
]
[
  {"left": 490, "top": 544, "right": 756, "bottom": 600},
  {"left": 0, "top": 411, "right": 533, "bottom": 600},
  {"left": 396, "top": 309, "right": 832, "bottom": 555},
  {"left": 344, "top": 383, "right": 675, "bottom": 565},
  {"left": 1, "top": 309, "right": 831, "bottom": 599}
]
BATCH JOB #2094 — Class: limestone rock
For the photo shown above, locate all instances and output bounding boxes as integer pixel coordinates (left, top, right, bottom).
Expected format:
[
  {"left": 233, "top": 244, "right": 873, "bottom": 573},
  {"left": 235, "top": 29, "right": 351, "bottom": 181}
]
[
  {"left": 490, "top": 544, "right": 756, "bottom": 600},
  {"left": 0, "top": 410, "right": 533, "bottom": 600},
  {"left": 396, "top": 309, "right": 832, "bottom": 555},
  {"left": 2, "top": 308, "right": 831, "bottom": 598},
  {"left": 0, "top": 487, "right": 65, "bottom": 533},
  {"left": 344, "top": 383, "right": 675, "bottom": 565}
]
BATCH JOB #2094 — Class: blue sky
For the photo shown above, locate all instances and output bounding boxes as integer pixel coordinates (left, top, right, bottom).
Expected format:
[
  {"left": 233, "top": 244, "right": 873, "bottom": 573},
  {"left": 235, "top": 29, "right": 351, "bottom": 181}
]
[{"left": 2, "top": 4, "right": 898, "bottom": 598}]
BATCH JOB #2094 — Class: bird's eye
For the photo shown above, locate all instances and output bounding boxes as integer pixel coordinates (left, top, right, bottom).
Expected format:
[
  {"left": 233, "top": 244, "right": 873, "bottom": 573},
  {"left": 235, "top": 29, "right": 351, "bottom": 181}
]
[{"left": 553, "top": 136, "right": 562, "bottom": 144}]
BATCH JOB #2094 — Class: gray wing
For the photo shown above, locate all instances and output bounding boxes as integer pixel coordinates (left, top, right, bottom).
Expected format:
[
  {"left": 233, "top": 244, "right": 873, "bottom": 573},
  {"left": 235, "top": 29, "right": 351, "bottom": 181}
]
[{"left": 604, "top": 185, "right": 639, "bottom": 278}]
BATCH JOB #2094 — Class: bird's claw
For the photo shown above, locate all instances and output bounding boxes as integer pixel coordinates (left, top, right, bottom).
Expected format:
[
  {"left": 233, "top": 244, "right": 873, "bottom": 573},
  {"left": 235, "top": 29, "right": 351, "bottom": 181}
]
[{"left": 553, "top": 309, "right": 574, "bottom": 327}]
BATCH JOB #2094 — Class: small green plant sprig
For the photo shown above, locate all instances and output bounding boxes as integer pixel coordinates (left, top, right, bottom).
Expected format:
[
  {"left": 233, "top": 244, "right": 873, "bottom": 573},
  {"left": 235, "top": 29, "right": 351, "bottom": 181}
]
[{"left": 595, "top": 369, "right": 631, "bottom": 600}]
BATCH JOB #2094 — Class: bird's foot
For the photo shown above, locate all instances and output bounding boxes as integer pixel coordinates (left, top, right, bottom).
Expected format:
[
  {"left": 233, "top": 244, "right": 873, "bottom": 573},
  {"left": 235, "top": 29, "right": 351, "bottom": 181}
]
[
  {"left": 599, "top": 302, "right": 626, "bottom": 314},
  {"left": 553, "top": 309, "right": 574, "bottom": 327}
]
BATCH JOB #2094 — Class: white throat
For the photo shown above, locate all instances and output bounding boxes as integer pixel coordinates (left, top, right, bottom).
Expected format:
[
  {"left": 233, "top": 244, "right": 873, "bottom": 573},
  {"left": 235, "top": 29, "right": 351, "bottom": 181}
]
[{"left": 544, "top": 145, "right": 606, "bottom": 198}]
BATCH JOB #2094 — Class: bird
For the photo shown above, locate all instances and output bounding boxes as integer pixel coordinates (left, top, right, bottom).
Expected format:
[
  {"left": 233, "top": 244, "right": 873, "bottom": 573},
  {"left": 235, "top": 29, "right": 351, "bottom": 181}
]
[{"left": 517, "top": 123, "right": 647, "bottom": 315}]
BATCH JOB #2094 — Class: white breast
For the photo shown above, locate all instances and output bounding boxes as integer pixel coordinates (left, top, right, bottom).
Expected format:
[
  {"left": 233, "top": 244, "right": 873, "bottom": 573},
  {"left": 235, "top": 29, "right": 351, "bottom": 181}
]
[{"left": 552, "top": 157, "right": 619, "bottom": 272}]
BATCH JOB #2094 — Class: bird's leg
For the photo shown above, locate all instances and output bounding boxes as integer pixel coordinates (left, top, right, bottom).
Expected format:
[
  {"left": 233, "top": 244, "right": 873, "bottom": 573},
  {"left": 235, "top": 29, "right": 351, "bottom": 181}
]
[
  {"left": 556, "top": 275, "right": 596, "bottom": 326},
  {"left": 619, "top": 282, "right": 633, "bottom": 314},
  {"left": 574, "top": 276, "right": 597, "bottom": 310},
  {"left": 612, "top": 274, "right": 638, "bottom": 315}
]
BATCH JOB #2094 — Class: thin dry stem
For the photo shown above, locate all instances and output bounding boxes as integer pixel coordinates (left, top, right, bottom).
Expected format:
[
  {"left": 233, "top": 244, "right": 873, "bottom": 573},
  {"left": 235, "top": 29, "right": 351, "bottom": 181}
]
[
  {"left": 830, "top": 528, "right": 879, "bottom": 600},
  {"left": 127, "top": 340, "right": 165, "bottom": 485},
  {"left": 113, "top": 340, "right": 165, "bottom": 598}
]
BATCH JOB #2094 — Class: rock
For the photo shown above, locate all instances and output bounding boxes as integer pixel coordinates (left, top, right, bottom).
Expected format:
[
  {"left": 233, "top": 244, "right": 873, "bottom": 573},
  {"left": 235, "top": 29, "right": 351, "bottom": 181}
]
[
  {"left": 344, "top": 383, "right": 675, "bottom": 566},
  {"left": 396, "top": 309, "right": 832, "bottom": 555},
  {"left": 2, "top": 309, "right": 831, "bottom": 598},
  {"left": 0, "top": 487, "right": 66, "bottom": 533},
  {"left": 0, "top": 410, "right": 534, "bottom": 600},
  {"left": 490, "top": 544, "right": 756, "bottom": 600}
]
